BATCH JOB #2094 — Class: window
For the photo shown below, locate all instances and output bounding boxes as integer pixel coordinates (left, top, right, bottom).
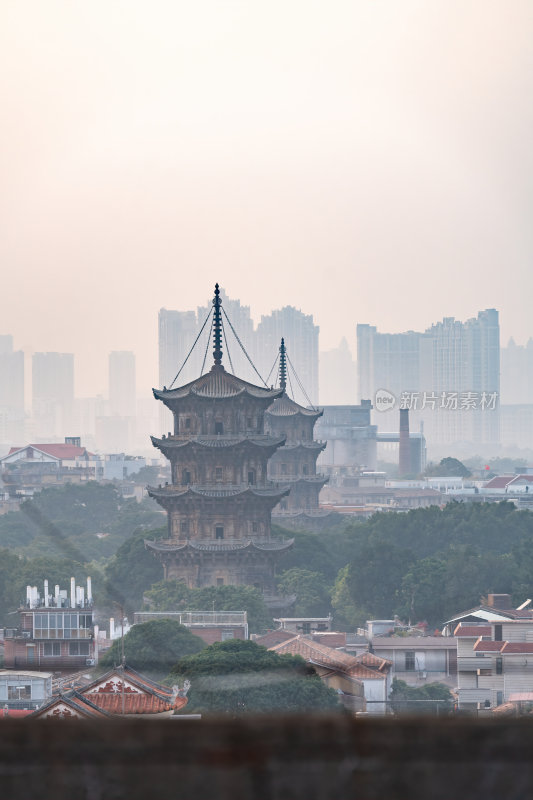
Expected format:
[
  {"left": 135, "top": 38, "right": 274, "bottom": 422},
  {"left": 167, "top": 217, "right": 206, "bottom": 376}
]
[
  {"left": 180, "top": 520, "right": 189, "bottom": 535},
  {"left": 247, "top": 418, "right": 253, "bottom": 429},
  {"left": 494, "top": 624, "right": 503, "bottom": 641},
  {"left": 302, "top": 623, "right": 311, "bottom": 634},
  {"left": 248, "top": 470, "right": 255, "bottom": 485},
  {"left": 221, "top": 629, "right": 234, "bottom": 640},
  {"left": 497, "top": 691, "right": 503, "bottom": 706},
  {"left": 185, "top": 417, "right": 191, "bottom": 430},
  {"left": 405, "top": 651, "right": 416, "bottom": 671},
  {"left": 216, "top": 578, "right": 224, "bottom": 586},
  {"left": 496, "top": 657, "right": 503, "bottom": 675},
  {"left": 8, "top": 685, "right": 31, "bottom": 700},
  {"left": 69, "top": 642, "right": 90, "bottom": 656},
  {"left": 215, "top": 526, "right": 224, "bottom": 540},
  {"left": 43, "top": 642, "right": 61, "bottom": 656},
  {"left": 215, "top": 467, "right": 223, "bottom": 481},
  {"left": 182, "top": 470, "right": 191, "bottom": 485},
  {"left": 252, "top": 522, "right": 258, "bottom": 533},
  {"left": 215, "top": 421, "right": 223, "bottom": 435}
]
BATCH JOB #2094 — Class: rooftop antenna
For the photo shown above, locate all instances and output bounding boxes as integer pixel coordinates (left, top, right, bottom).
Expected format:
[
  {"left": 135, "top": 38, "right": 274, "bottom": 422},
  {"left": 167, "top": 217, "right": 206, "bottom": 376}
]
[
  {"left": 278, "top": 338, "right": 287, "bottom": 392},
  {"left": 212, "top": 283, "right": 223, "bottom": 366}
]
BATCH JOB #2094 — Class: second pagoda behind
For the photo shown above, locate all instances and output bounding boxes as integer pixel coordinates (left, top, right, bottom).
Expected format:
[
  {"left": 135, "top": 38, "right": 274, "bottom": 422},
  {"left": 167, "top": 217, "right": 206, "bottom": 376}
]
[{"left": 146, "top": 284, "right": 293, "bottom": 596}]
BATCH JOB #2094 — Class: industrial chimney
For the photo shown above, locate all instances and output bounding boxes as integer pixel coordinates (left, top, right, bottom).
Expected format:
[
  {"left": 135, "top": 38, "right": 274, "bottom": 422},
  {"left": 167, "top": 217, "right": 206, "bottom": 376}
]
[{"left": 399, "top": 408, "right": 411, "bottom": 477}]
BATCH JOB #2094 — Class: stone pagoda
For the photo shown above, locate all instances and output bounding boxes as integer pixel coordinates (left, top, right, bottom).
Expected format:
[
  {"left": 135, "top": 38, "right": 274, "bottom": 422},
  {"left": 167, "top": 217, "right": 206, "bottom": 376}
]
[
  {"left": 145, "top": 284, "right": 293, "bottom": 594},
  {"left": 265, "top": 339, "right": 330, "bottom": 530}
]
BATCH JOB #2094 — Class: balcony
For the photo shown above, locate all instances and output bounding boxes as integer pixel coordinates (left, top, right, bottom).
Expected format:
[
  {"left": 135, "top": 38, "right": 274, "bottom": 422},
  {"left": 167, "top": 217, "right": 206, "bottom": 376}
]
[
  {"left": 457, "top": 657, "right": 492, "bottom": 671},
  {"left": 7, "top": 656, "right": 96, "bottom": 671},
  {"left": 458, "top": 688, "right": 491, "bottom": 705},
  {"left": 134, "top": 611, "right": 247, "bottom": 626}
]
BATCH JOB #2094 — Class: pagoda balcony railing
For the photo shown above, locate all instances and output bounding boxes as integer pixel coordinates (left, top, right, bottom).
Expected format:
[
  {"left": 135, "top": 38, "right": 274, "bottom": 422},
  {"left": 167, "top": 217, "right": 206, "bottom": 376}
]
[
  {"left": 159, "top": 482, "right": 286, "bottom": 491},
  {"left": 159, "top": 434, "right": 278, "bottom": 442}
]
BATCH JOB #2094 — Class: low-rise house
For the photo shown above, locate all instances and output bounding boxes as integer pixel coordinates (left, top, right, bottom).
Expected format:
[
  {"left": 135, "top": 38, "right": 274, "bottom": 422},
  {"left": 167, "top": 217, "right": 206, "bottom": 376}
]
[
  {"left": 133, "top": 611, "right": 248, "bottom": 644},
  {"left": 371, "top": 636, "right": 457, "bottom": 688},
  {"left": 3, "top": 578, "right": 97, "bottom": 672},
  {"left": 269, "top": 635, "right": 373, "bottom": 714},
  {"left": 273, "top": 617, "right": 332, "bottom": 635},
  {"left": 446, "top": 594, "right": 533, "bottom": 711},
  {"left": 0, "top": 670, "right": 52, "bottom": 711}
]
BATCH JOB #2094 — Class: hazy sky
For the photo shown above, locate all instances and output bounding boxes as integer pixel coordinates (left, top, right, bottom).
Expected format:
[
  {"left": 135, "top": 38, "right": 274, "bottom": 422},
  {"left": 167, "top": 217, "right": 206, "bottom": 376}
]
[{"left": 1, "top": 1, "right": 532, "bottom": 396}]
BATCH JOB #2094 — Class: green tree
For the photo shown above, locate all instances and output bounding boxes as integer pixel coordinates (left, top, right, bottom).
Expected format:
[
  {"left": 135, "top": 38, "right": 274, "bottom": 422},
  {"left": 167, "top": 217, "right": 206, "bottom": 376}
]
[
  {"left": 276, "top": 568, "right": 331, "bottom": 617},
  {"left": 144, "top": 581, "right": 273, "bottom": 634},
  {"left": 0, "top": 482, "right": 162, "bottom": 561},
  {"left": 389, "top": 678, "right": 453, "bottom": 715},
  {"left": 99, "top": 619, "right": 205, "bottom": 679},
  {"left": 425, "top": 457, "right": 471, "bottom": 478},
  {"left": 331, "top": 565, "right": 368, "bottom": 630},
  {"left": 169, "top": 639, "right": 341, "bottom": 714},
  {"left": 104, "top": 528, "right": 165, "bottom": 614}
]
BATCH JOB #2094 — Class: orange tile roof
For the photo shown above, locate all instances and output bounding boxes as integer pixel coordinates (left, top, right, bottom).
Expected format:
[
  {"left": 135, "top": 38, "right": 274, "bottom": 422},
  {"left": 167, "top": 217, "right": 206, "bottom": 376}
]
[
  {"left": 270, "top": 636, "right": 386, "bottom": 681},
  {"left": 79, "top": 666, "right": 186, "bottom": 715},
  {"left": 454, "top": 624, "right": 492, "bottom": 637},
  {"left": 90, "top": 693, "right": 187, "bottom": 715},
  {"left": 501, "top": 642, "right": 533, "bottom": 654},
  {"left": 356, "top": 652, "right": 392, "bottom": 671},
  {"left": 0, "top": 709, "right": 33, "bottom": 718},
  {"left": 346, "top": 663, "right": 386, "bottom": 680},
  {"left": 254, "top": 630, "right": 298, "bottom": 648},
  {"left": 311, "top": 633, "right": 347, "bottom": 648},
  {"left": 7, "top": 443, "right": 92, "bottom": 460},
  {"left": 31, "top": 692, "right": 110, "bottom": 719},
  {"left": 270, "top": 635, "right": 360, "bottom": 671},
  {"left": 473, "top": 639, "right": 503, "bottom": 652}
]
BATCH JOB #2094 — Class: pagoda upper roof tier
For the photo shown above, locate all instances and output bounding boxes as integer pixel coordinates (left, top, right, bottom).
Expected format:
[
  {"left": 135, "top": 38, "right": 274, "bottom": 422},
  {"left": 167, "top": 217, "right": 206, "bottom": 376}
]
[
  {"left": 273, "top": 475, "right": 328, "bottom": 487},
  {"left": 153, "top": 365, "right": 283, "bottom": 403},
  {"left": 151, "top": 434, "right": 286, "bottom": 454},
  {"left": 272, "top": 509, "right": 336, "bottom": 520},
  {"left": 148, "top": 483, "right": 290, "bottom": 501},
  {"left": 274, "top": 441, "right": 327, "bottom": 453},
  {"left": 265, "top": 393, "right": 323, "bottom": 419},
  {"left": 144, "top": 537, "right": 294, "bottom": 554}
]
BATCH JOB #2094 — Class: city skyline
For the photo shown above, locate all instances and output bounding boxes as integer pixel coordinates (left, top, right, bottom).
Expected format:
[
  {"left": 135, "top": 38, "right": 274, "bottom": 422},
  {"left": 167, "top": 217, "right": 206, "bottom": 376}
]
[
  {"left": 2, "top": 297, "right": 532, "bottom": 401},
  {"left": 1, "top": 2, "right": 532, "bottom": 398}
]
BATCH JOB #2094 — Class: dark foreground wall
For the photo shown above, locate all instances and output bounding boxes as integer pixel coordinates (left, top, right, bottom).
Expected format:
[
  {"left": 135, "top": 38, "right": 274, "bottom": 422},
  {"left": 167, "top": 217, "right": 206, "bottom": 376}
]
[{"left": 1, "top": 715, "right": 533, "bottom": 799}]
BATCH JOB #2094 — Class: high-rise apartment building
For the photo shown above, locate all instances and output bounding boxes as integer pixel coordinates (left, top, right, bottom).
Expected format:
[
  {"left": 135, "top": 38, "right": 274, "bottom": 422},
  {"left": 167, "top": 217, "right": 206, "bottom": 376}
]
[
  {"left": 319, "top": 338, "right": 357, "bottom": 405},
  {"left": 255, "top": 307, "right": 319, "bottom": 406},
  {"left": 357, "top": 310, "right": 500, "bottom": 447},
  {"left": 357, "top": 326, "right": 430, "bottom": 402},
  {"left": 108, "top": 351, "right": 136, "bottom": 418},
  {"left": 0, "top": 334, "right": 25, "bottom": 444},
  {"left": 158, "top": 309, "right": 200, "bottom": 390},
  {"left": 500, "top": 338, "right": 533, "bottom": 405},
  {"left": 159, "top": 294, "right": 320, "bottom": 409},
  {"left": 32, "top": 352, "right": 74, "bottom": 439}
]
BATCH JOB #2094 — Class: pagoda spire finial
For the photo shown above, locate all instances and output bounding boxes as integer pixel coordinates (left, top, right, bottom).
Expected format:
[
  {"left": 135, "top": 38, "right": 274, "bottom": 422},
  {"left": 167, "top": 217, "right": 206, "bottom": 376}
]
[
  {"left": 278, "top": 337, "right": 287, "bottom": 391},
  {"left": 212, "top": 283, "right": 223, "bottom": 366}
]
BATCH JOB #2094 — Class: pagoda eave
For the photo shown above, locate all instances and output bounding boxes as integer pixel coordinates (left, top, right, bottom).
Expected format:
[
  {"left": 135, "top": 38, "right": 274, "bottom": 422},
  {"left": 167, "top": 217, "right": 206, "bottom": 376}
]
[{"left": 144, "top": 537, "right": 294, "bottom": 554}]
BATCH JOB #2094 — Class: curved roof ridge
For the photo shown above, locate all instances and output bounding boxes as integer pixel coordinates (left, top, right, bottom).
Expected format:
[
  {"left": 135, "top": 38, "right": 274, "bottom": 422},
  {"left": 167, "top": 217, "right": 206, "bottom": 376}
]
[
  {"left": 153, "top": 365, "right": 283, "bottom": 402},
  {"left": 266, "top": 392, "right": 323, "bottom": 418}
]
